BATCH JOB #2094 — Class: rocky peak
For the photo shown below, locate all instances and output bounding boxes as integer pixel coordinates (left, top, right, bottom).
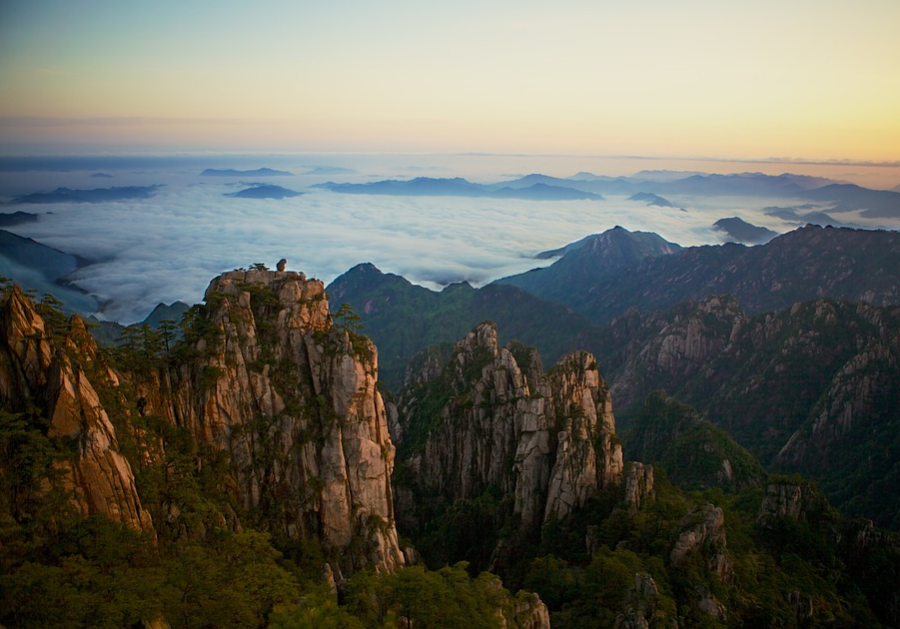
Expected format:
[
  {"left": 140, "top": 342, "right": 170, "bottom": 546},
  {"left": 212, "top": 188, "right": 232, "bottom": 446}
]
[
  {"left": 1, "top": 270, "right": 407, "bottom": 576},
  {"left": 0, "top": 286, "right": 54, "bottom": 401},
  {"left": 544, "top": 351, "right": 623, "bottom": 521},
  {"left": 623, "top": 462, "right": 655, "bottom": 514},
  {"left": 615, "top": 573, "right": 662, "bottom": 629},
  {"left": 757, "top": 480, "right": 831, "bottom": 526},
  {"left": 393, "top": 323, "right": 624, "bottom": 563},
  {"left": 0, "top": 288, "right": 153, "bottom": 533},
  {"left": 670, "top": 503, "right": 732, "bottom": 584},
  {"left": 172, "top": 268, "right": 404, "bottom": 575}
]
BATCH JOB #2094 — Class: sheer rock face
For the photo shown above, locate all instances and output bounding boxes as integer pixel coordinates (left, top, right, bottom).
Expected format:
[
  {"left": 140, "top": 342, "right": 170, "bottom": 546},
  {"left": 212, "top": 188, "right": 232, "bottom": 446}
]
[
  {"left": 615, "top": 573, "right": 661, "bottom": 629},
  {"left": 0, "top": 288, "right": 153, "bottom": 533},
  {"left": 0, "top": 272, "right": 405, "bottom": 575},
  {"left": 0, "top": 286, "right": 53, "bottom": 402},
  {"left": 168, "top": 270, "right": 403, "bottom": 575},
  {"left": 623, "top": 462, "right": 655, "bottom": 514},
  {"left": 670, "top": 503, "right": 732, "bottom": 584},
  {"left": 776, "top": 328, "right": 900, "bottom": 470},
  {"left": 500, "top": 591, "right": 551, "bottom": 629},
  {"left": 544, "top": 351, "right": 623, "bottom": 522},
  {"left": 757, "top": 481, "right": 832, "bottom": 527},
  {"left": 607, "top": 294, "right": 747, "bottom": 412},
  {"left": 394, "top": 322, "right": 624, "bottom": 536}
]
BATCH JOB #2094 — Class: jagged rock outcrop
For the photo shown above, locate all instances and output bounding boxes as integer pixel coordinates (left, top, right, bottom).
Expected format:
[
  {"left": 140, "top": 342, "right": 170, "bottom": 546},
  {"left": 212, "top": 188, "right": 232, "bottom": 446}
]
[
  {"left": 0, "top": 287, "right": 154, "bottom": 533},
  {"left": 392, "top": 321, "right": 623, "bottom": 556},
  {"left": 0, "top": 271, "right": 405, "bottom": 576},
  {"left": 164, "top": 269, "right": 404, "bottom": 575},
  {"left": 614, "top": 573, "right": 662, "bottom": 629},
  {"left": 757, "top": 480, "right": 832, "bottom": 526},
  {"left": 604, "top": 295, "right": 747, "bottom": 413},
  {"left": 670, "top": 503, "right": 732, "bottom": 584},
  {"left": 623, "top": 462, "right": 654, "bottom": 514},
  {"left": 499, "top": 591, "right": 551, "bottom": 629}
]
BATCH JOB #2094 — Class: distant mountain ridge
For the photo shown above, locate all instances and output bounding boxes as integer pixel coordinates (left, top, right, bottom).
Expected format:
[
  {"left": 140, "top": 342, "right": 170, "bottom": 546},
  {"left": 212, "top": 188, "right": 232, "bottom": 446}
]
[
  {"left": 712, "top": 216, "right": 778, "bottom": 243},
  {"left": 309, "top": 170, "right": 900, "bottom": 221},
  {"left": 0, "top": 229, "right": 98, "bottom": 314},
  {"left": 226, "top": 184, "right": 302, "bottom": 199},
  {"left": 499, "top": 226, "right": 683, "bottom": 304},
  {"left": 500, "top": 225, "right": 900, "bottom": 323},
  {"left": 200, "top": 167, "right": 292, "bottom": 176},
  {"left": 315, "top": 176, "right": 602, "bottom": 201},
  {"left": 9, "top": 185, "right": 160, "bottom": 204},
  {"left": 327, "top": 263, "right": 601, "bottom": 390}
]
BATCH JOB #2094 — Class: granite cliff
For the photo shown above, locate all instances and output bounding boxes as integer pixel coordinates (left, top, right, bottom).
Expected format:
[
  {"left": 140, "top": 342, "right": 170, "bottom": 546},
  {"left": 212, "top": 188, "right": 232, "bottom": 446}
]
[
  {"left": 0, "top": 286, "right": 153, "bottom": 533},
  {"left": 391, "top": 322, "right": 623, "bottom": 569},
  {"left": 598, "top": 294, "right": 900, "bottom": 528},
  {"left": 1, "top": 270, "right": 404, "bottom": 576}
]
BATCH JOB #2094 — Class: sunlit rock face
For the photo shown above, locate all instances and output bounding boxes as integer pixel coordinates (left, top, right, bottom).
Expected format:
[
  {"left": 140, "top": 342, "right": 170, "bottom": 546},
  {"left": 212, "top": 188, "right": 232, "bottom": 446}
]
[
  {"left": 0, "top": 287, "right": 154, "bottom": 534},
  {"left": 392, "top": 321, "right": 624, "bottom": 548},
  {"left": 166, "top": 269, "right": 404, "bottom": 576},
  {"left": 0, "top": 271, "right": 405, "bottom": 576}
]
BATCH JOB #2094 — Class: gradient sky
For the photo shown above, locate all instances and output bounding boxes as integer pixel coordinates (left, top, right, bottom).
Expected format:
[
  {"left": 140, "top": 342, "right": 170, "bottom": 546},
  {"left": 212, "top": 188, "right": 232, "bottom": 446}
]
[{"left": 1, "top": 0, "right": 899, "bottom": 161}]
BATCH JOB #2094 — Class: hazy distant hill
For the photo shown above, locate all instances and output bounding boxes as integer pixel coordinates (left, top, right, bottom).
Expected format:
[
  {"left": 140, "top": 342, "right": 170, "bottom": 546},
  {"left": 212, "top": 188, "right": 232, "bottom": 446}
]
[
  {"left": 201, "top": 167, "right": 292, "bottom": 176},
  {"left": 628, "top": 191, "right": 678, "bottom": 207},
  {"left": 764, "top": 206, "right": 848, "bottom": 227},
  {"left": 315, "top": 176, "right": 601, "bottom": 200},
  {"left": 487, "top": 173, "right": 606, "bottom": 197},
  {"left": 654, "top": 172, "right": 835, "bottom": 197},
  {"left": 10, "top": 185, "right": 160, "bottom": 204},
  {"left": 712, "top": 216, "right": 778, "bottom": 243},
  {"left": 0, "top": 211, "right": 38, "bottom": 226},
  {"left": 0, "top": 229, "right": 98, "bottom": 313},
  {"left": 497, "top": 226, "right": 683, "bottom": 304},
  {"left": 226, "top": 184, "right": 302, "bottom": 199},
  {"left": 800, "top": 183, "right": 900, "bottom": 218}
]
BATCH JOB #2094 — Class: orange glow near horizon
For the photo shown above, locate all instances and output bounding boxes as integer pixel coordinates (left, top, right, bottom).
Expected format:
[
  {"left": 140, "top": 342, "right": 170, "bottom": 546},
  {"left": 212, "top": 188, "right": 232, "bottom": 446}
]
[{"left": 1, "top": 0, "right": 899, "bottom": 163}]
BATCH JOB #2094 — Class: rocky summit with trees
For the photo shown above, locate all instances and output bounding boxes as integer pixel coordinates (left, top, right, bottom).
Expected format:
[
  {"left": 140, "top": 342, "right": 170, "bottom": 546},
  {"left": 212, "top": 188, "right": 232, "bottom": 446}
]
[{"left": 1, "top": 264, "right": 899, "bottom": 628}]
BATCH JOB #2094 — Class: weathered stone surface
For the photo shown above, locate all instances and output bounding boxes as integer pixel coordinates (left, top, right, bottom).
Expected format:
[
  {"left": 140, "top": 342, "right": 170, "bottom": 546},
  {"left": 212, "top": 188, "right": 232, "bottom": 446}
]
[
  {"left": 169, "top": 270, "right": 404, "bottom": 574},
  {"left": 544, "top": 351, "right": 623, "bottom": 522},
  {"left": 0, "top": 271, "right": 405, "bottom": 574},
  {"left": 0, "top": 286, "right": 54, "bottom": 402},
  {"left": 500, "top": 591, "right": 551, "bottom": 629},
  {"left": 0, "top": 289, "right": 153, "bottom": 533},
  {"left": 393, "top": 322, "right": 624, "bottom": 552},
  {"left": 670, "top": 503, "right": 732, "bottom": 584},
  {"left": 615, "top": 573, "right": 661, "bottom": 629},
  {"left": 623, "top": 462, "right": 655, "bottom": 514}
]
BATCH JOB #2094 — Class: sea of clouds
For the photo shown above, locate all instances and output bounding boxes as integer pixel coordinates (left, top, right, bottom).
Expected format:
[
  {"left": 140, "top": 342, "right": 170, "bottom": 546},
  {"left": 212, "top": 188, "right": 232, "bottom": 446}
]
[{"left": 1, "top": 154, "right": 890, "bottom": 323}]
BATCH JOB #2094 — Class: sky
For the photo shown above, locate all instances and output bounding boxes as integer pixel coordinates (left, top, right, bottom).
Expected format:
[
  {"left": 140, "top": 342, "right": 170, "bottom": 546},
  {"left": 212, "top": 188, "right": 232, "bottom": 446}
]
[{"left": 2, "top": 0, "right": 900, "bottom": 162}]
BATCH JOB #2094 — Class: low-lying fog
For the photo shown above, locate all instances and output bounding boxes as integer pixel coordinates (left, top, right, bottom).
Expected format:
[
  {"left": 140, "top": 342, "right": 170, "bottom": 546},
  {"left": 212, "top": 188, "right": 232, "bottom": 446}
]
[{"left": 1, "top": 154, "right": 898, "bottom": 323}]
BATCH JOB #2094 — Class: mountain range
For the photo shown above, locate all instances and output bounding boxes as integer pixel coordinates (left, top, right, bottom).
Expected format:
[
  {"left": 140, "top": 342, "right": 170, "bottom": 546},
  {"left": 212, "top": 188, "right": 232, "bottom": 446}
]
[
  {"left": 0, "top": 228, "right": 98, "bottom": 314},
  {"left": 3, "top": 168, "right": 900, "bottom": 627},
  {"left": 328, "top": 224, "right": 900, "bottom": 531},
  {"left": 314, "top": 177, "right": 602, "bottom": 201},
  {"left": 7, "top": 185, "right": 161, "bottom": 204},
  {"left": 3, "top": 257, "right": 900, "bottom": 627},
  {"left": 226, "top": 184, "right": 303, "bottom": 199},
  {"left": 200, "top": 167, "right": 293, "bottom": 177},
  {"left": 312, "top": 171, "right": 900, "bottom": 221}
]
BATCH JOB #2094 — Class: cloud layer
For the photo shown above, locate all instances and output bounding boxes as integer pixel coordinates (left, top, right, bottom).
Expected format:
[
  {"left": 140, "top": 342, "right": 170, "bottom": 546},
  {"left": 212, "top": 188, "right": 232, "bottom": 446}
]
[{"left": 1, "top": 157, "right": 895, "bottom": 323}]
